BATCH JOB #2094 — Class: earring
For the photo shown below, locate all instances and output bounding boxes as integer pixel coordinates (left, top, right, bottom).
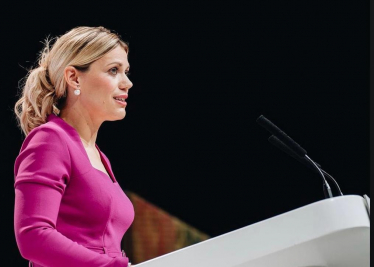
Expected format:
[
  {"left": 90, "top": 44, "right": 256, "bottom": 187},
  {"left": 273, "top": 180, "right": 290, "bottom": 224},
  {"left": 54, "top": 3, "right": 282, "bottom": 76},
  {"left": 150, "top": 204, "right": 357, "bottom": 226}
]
[{"left": 74, "top": 85, "right": 81, "bottom": 96}]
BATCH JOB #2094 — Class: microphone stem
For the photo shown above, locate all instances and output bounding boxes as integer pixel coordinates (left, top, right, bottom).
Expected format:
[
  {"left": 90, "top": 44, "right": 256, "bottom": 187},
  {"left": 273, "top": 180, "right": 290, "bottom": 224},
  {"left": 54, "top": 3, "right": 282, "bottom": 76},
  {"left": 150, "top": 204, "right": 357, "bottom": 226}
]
[
  {"left": 322, "top": 170, "right": 343, "bottom": 196},
  {"left": 305, "top": 155, "right": 333, "bottom": 198}
]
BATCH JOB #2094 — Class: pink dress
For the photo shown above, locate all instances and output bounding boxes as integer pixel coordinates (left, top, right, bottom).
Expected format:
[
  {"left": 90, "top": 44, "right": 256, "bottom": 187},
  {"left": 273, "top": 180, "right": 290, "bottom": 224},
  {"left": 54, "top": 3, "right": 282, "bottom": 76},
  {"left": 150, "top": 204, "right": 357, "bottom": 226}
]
[{"left": 14, "top": 113, "right": 135, "bottom": 267}]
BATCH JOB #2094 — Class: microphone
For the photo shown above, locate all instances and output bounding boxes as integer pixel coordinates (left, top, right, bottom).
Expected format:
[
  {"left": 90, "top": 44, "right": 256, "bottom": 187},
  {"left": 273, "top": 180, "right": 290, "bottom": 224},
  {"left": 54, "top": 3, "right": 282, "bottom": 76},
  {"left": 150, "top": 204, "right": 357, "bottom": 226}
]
[
  {"left": 256, "top": 115, "right": 333, "bottom": 199},
  {"left": 268, "top": 135, "right": 320, "bottom": 172},
  {"left": 256, "top": 115, "right": 307, "bottom": 158},
  {"left": 268, "top": 135, "right": 343, "bottom": 196}
]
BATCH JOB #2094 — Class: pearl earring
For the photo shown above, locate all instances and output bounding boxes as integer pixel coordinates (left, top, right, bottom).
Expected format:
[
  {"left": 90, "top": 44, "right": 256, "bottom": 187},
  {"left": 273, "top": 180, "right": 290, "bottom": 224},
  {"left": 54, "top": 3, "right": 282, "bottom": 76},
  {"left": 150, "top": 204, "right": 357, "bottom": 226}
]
[{"left": 74, "top": 85, "right": 81, "bottom": 96}]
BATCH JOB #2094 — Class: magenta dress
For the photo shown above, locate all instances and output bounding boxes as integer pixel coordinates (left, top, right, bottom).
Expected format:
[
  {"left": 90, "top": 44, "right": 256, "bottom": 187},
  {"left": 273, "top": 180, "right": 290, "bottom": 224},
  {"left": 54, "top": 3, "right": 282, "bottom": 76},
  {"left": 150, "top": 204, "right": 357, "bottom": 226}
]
[{"left": 14, "top": 113, "right": 135, "bottom": 267}]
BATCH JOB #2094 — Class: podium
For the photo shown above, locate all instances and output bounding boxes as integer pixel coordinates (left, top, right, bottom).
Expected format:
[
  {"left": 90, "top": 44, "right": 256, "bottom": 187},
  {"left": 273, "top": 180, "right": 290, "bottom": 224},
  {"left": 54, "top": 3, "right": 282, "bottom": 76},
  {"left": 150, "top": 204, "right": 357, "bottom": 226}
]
[{"left": 136, "top": 195, "right": 370, "bottom": 267}]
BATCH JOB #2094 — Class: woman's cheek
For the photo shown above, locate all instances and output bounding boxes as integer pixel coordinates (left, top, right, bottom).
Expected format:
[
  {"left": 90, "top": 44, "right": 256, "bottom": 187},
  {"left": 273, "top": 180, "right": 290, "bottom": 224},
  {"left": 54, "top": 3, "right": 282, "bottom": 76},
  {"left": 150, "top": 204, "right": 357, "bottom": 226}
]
[{"left": 101, "top": 77, "right": 116, "bottom": 92}]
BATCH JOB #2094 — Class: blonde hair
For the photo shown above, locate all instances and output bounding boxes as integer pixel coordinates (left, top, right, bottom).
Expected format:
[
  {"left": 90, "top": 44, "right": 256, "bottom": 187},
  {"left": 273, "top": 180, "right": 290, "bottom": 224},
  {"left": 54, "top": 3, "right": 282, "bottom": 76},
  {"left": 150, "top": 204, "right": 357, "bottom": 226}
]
[{"left": 14, "top": 26, "right": 128, "bottom": 136}]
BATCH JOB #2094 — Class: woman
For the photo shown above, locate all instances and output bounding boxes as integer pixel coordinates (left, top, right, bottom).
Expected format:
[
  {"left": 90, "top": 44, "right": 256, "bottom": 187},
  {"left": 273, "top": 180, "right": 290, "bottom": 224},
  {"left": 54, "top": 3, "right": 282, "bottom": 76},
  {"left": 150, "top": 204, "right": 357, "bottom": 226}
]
[{"left": 14, "top": 26, "right": 135, "bottom": 267}]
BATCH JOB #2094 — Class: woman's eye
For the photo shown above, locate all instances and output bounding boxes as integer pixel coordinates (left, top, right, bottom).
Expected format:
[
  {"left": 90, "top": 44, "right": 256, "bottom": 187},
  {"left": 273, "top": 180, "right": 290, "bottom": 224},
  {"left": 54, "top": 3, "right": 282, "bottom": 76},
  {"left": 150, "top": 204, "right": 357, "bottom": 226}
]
[
  {"left": 109, "top": 67, "right": 118, "bottom": 75},
  {"left": 125, "top": 71, "right": 130, "bottom": 76}
]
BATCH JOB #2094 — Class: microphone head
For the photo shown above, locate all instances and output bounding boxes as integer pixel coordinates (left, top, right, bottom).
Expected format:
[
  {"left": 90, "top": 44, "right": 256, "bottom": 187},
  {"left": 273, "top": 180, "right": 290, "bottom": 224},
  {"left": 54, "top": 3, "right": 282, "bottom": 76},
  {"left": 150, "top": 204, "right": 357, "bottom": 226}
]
[
  {"left": 256, "top": 115, "right": 307, "bottom": 157},
  {"left": 256, "top": 115, "right": 268, "bottom": 127}
]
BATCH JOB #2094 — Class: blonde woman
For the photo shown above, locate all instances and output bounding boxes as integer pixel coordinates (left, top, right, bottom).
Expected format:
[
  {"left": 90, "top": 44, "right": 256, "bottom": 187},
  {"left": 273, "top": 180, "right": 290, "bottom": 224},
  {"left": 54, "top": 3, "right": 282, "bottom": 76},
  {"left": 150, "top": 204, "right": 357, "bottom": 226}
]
[{"left": 14, "top": 26, "right": 135, "bottom": 266}]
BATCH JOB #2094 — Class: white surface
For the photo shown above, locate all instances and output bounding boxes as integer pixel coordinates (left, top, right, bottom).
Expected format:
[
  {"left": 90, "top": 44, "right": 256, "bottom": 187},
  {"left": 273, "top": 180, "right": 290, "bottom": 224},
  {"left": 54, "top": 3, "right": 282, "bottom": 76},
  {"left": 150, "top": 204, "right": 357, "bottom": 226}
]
[{"left": 136, "top": 195, "right": 370, "bottom": 267}]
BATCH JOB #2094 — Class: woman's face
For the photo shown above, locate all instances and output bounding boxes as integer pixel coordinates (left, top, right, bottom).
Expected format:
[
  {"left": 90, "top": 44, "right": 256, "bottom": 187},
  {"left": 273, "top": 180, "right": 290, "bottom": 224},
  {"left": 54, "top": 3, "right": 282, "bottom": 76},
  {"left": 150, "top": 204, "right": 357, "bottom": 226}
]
[{"left": 77, "top": 45, "right": 133, "bottom": 121}]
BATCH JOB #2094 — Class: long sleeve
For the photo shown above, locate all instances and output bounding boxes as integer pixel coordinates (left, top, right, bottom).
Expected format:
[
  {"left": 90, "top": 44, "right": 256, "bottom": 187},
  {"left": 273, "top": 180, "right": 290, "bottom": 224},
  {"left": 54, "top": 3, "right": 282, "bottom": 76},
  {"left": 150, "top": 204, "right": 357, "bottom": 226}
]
[{"left": 14, "top": 127, "right": 129, "bottom": 267}]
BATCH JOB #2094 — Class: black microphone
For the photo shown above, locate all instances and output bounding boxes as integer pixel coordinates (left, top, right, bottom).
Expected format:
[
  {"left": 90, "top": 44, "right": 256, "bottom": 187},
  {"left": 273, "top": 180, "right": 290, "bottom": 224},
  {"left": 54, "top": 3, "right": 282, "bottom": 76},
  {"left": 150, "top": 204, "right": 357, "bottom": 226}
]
[
  {"left": 268, "top": 135, "right": 321, "bottom": 172},
  {"left": 256, "top": 115, "right": 333, "bottom": 199},
  {"left": 269, "top": 135, "right": 343, "bottom": 196},
  {"left": 256, "top": 115, "right": 307, "bottom": 158}
]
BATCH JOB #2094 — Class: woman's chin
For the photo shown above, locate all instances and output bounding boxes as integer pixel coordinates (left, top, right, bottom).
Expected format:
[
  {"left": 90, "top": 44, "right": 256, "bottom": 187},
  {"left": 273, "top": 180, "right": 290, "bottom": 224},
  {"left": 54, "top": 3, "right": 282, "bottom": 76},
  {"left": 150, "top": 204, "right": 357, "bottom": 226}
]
[
  {"left": 103, "top": 106, "right": 127, "bottom": 121},
  {"left": 115, "top": 110, "right": 127, "bottom": 120}
]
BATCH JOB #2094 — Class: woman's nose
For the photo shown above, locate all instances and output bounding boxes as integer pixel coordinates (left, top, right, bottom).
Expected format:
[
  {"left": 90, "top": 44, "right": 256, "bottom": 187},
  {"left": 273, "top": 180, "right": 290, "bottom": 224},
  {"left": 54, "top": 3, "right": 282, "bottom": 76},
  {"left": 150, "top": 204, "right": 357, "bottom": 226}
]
[{"left": 120, "top": 74, "right": 133, "bottom": 91}]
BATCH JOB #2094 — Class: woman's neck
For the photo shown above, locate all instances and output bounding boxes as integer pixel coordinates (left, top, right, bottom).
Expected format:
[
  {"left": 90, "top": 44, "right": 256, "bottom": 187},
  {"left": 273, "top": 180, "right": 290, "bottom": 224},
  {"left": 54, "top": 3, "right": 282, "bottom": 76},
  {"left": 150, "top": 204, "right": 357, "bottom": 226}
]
[{"left": 59, "top": 108, "right": 102, "bottom": 148}]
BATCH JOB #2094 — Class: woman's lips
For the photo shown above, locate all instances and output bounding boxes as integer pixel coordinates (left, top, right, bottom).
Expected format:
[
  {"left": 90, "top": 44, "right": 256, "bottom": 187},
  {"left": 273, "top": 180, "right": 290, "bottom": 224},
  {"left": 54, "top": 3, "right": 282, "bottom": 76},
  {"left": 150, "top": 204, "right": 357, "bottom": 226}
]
[
  {"left": 113, "top": 98, "right": 127, "bottom": 106},
  {"left": 113, "top": 94, "right": 128, "bottom": 107}
]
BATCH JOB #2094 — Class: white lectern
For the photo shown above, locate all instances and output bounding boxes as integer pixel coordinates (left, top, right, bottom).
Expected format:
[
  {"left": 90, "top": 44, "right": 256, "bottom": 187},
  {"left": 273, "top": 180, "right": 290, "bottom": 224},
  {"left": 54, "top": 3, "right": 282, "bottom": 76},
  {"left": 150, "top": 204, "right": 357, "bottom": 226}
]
[{"left": 136, "top": 195, "right": 370, "bottom": 267}]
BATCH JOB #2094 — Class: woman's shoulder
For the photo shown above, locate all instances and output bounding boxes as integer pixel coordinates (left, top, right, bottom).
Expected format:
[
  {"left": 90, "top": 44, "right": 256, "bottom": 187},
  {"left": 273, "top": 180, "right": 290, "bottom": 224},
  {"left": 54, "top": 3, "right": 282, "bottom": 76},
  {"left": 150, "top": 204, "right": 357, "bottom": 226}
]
[
  {"left": 20, "top": 116, "right": 72, "bottom": 152},
  {"left": 29, "top": 123, "right": 65, "bottom": 140},
  {"left": 14, "top": 117, "right": 73, "bottom": 185}
]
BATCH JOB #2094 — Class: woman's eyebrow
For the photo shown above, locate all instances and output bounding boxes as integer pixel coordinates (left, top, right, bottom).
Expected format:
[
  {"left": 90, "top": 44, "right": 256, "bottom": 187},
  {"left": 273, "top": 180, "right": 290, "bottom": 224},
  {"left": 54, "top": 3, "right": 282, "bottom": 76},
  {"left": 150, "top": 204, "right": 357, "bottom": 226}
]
[
  {"left": 106, "top": 61, "right": 123, "bottom": 66},
  {"left": 106, "top": 62, "right": 130, "bottom": 69}
]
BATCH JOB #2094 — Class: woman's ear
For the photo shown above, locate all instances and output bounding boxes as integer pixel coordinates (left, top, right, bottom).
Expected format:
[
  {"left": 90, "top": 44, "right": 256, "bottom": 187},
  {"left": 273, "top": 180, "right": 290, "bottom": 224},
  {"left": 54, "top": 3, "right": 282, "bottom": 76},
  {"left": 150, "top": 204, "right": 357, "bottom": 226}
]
[{"left": 64, "top": 66, "right": 80, "bottom": 89}]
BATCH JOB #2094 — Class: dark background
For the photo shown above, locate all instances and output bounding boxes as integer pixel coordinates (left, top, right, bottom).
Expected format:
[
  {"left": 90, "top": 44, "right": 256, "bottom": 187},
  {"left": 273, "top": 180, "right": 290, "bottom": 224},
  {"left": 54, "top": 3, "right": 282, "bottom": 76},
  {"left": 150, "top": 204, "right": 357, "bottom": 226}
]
[{"left": 1, "top": 1, "right": 370, "bottom": 265}]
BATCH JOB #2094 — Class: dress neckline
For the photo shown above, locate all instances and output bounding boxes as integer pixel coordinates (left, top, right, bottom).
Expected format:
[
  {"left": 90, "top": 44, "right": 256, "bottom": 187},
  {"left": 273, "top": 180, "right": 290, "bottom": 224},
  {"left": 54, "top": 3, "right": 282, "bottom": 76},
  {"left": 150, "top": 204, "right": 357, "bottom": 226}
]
[{"left": 47, "top": 113, "right": 117, "bottom": 183}]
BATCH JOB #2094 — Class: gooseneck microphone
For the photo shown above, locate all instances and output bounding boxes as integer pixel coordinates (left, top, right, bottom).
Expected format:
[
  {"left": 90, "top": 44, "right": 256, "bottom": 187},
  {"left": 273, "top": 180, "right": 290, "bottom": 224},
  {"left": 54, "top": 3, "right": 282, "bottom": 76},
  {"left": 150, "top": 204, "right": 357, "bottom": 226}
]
[
  {"left": 267, "top": 135, "right": 320, "bottom": 172},
  {"left": 256, "top": 115, "right": 307, "bottom": 158},
  {"left": 268, "top": 135, "right": 343, "bottom": 196},
  {"left": 256, "top": 115, "right": 334, "bottom": 199}
]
